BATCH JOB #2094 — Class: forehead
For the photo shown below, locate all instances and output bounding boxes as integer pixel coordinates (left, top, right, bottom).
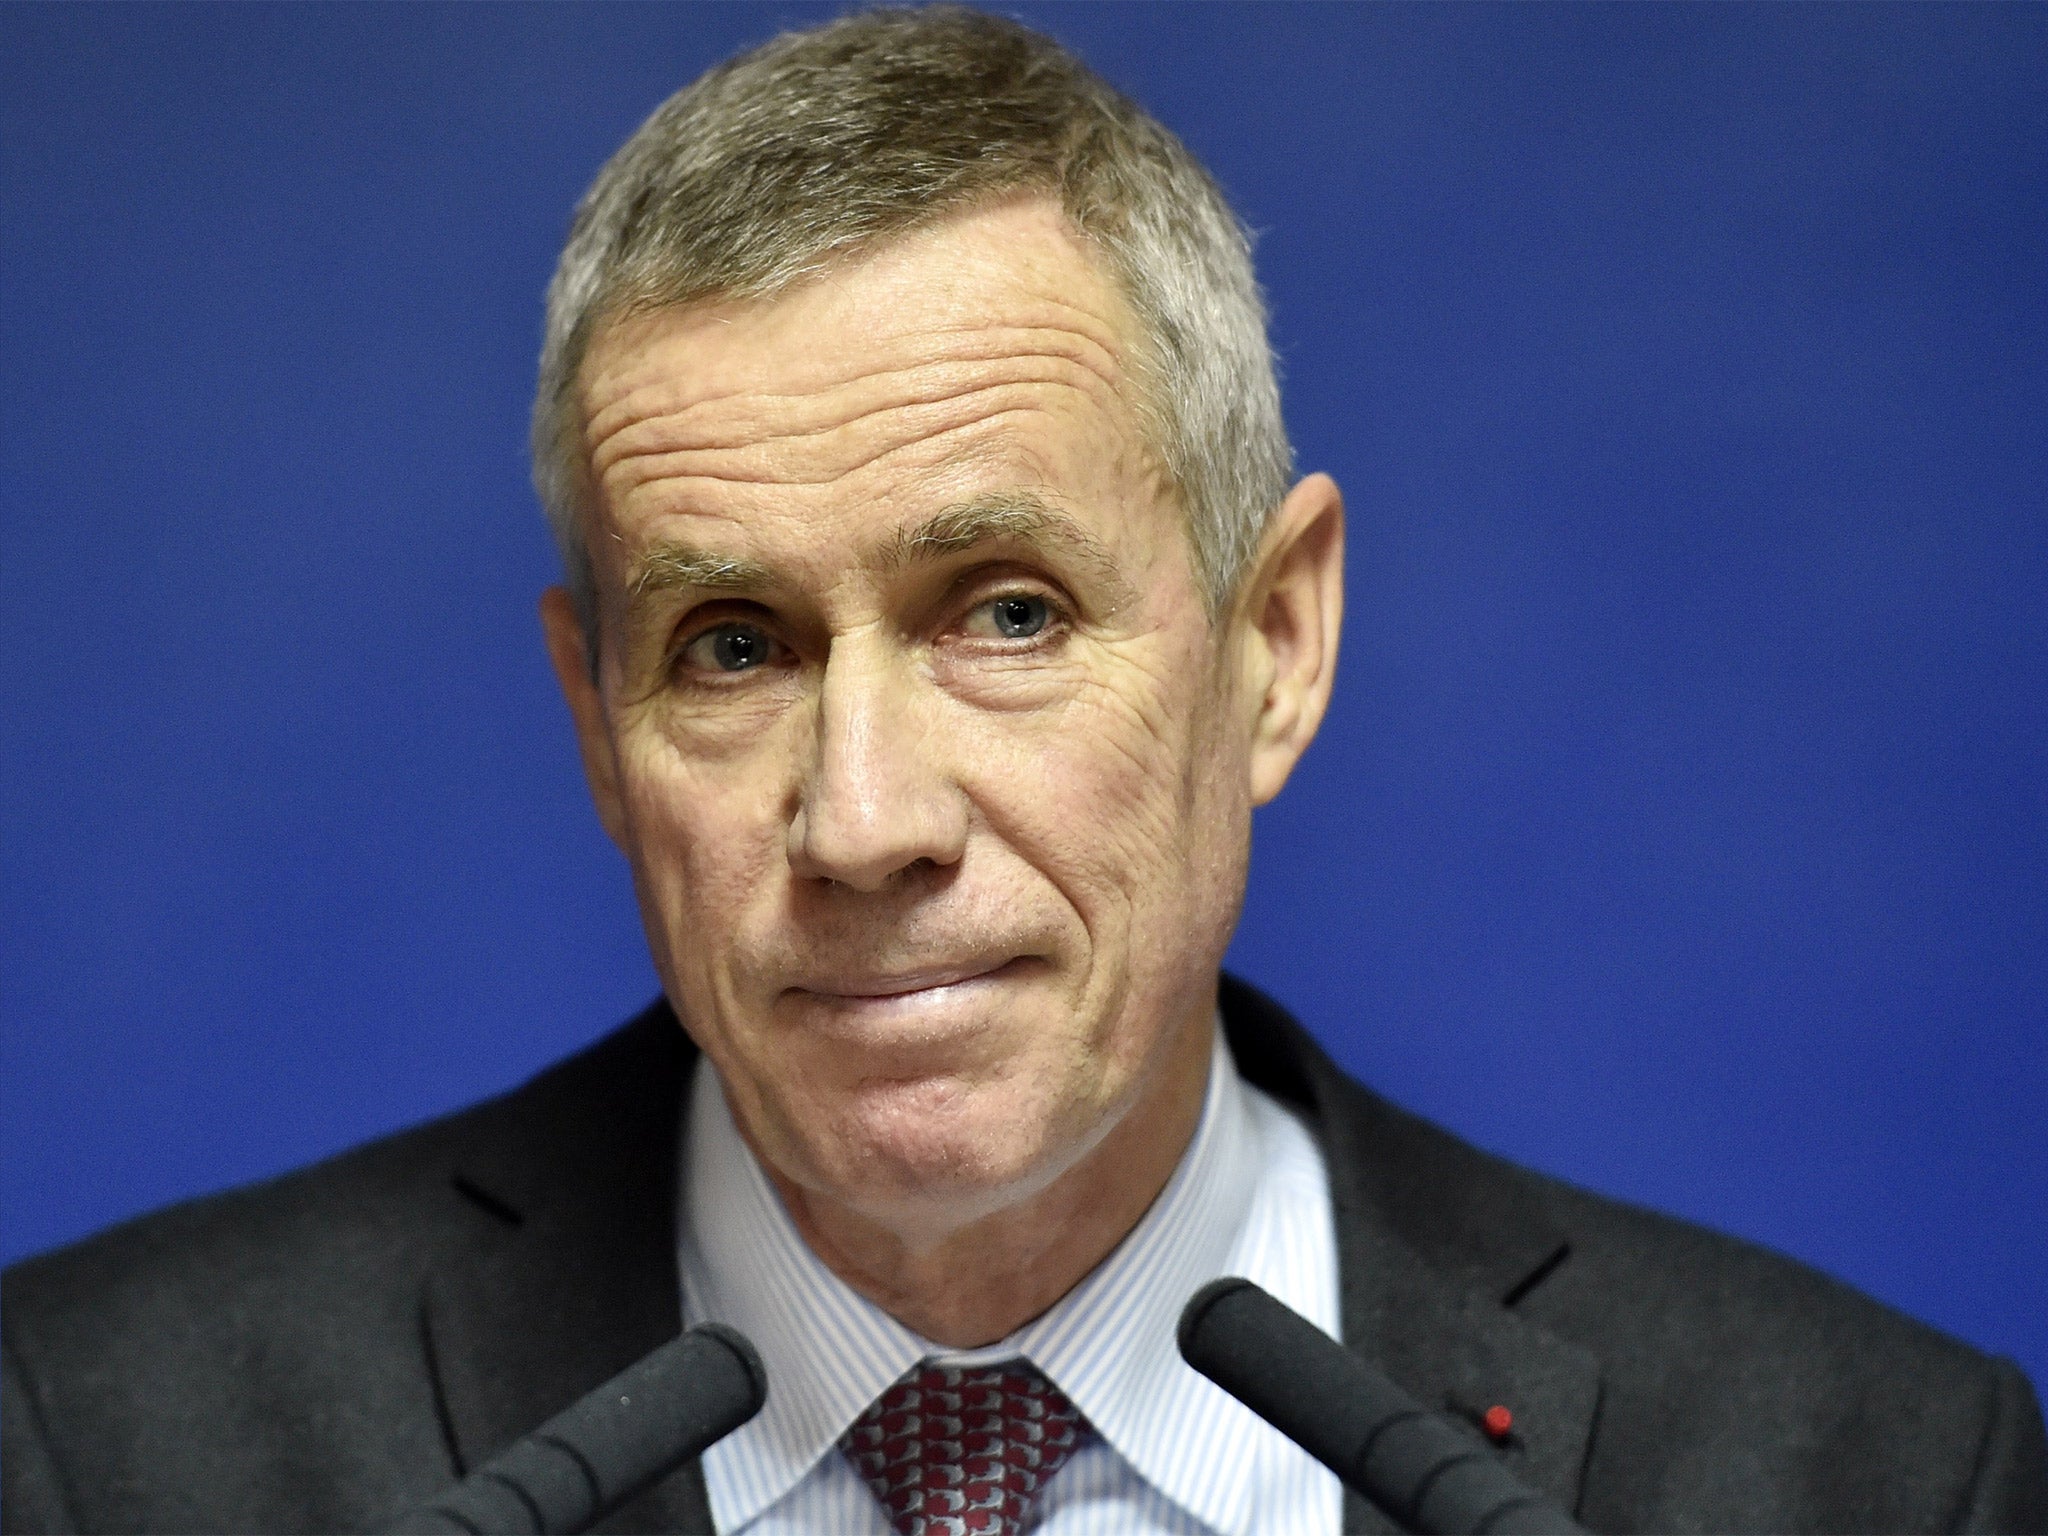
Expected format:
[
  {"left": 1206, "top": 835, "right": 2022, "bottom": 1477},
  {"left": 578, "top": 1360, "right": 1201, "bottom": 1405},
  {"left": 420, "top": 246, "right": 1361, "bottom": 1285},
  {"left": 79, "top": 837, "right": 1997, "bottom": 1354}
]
[{"left": 572, "top": 199, "right": 1165, "bottom": 576}]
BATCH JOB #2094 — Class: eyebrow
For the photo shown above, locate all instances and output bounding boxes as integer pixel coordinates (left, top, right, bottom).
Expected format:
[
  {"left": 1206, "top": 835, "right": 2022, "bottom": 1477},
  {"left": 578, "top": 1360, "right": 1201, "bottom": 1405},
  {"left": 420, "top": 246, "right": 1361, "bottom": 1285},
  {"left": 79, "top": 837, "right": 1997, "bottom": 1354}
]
[
  {"left": 630, "top": 546, "right": 778, "bottom": 600},
  {"left": 623, "top": 490, "right": 1136, "bottom": 612},
  {"left": 881, "top": 491, "right": 1127, "bottom": 600}
]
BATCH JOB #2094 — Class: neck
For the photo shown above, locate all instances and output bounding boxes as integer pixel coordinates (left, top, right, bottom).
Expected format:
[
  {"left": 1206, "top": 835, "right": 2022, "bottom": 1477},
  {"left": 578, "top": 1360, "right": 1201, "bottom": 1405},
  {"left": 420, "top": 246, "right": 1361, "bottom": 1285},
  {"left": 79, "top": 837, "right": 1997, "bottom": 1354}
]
[{"left": 767, "top": 1020, "right": 1214, "bottom": 1348}]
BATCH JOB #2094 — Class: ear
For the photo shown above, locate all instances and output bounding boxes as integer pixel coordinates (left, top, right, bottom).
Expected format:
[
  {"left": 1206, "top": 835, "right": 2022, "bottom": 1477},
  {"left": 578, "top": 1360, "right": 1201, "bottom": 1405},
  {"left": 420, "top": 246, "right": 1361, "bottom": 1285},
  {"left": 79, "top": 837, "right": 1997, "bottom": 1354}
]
[
  {"left": 540, "top": 586, "right": 629, "bottom": 848},
  {"left": 1237, "top": 472, "right": 1345, "bottom": 807}
]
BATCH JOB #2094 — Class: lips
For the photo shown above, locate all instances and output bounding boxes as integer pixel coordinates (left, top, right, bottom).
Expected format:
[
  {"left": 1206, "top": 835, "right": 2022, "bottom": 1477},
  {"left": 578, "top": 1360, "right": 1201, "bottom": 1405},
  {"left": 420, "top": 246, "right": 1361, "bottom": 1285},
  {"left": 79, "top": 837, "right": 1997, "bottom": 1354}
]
[{"left": 792, "top": 956, "right": 1017, "bottom": 1001}]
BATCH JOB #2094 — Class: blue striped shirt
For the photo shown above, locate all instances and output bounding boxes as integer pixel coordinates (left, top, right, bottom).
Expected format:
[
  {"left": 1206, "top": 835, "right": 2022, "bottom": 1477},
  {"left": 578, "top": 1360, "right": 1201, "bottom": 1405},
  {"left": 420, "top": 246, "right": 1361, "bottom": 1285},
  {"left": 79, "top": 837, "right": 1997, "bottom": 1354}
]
[{"left": 677, "top": 1024, "right": 1342, "bottom": 1535}]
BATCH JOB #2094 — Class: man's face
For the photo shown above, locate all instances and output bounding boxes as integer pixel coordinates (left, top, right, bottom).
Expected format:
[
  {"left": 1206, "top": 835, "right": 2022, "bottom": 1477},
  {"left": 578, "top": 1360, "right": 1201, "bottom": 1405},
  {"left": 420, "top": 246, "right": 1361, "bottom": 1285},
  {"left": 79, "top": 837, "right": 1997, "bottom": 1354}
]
[{"left": 555, "top": 199, "right": 1262, "bottom": 1239}]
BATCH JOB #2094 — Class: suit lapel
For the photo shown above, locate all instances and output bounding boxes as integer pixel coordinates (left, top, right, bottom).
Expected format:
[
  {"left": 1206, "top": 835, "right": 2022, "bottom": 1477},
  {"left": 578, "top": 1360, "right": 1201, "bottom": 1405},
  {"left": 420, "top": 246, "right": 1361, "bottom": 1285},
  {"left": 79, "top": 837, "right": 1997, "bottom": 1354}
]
[
  {"left": 420, "top": 1004, "right": 716, "bottom": 1533},
  {"left": 1222, "top": 977, "right": 1602, "bottom": 1533},
  {"left": 1327, "top": 1216, "right": 1601, "bottom": 1533}
]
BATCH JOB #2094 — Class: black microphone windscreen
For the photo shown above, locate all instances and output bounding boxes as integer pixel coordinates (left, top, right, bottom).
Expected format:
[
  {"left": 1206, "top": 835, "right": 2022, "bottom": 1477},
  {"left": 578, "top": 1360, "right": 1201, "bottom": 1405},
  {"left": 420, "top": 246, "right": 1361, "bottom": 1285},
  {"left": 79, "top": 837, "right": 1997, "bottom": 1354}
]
[
  {"left": 390, "top": 1322, "right": 766, "bottom": 1535},
  {"left": 1179, "top": 1278, "right": 1583, "bottom": 1536}
]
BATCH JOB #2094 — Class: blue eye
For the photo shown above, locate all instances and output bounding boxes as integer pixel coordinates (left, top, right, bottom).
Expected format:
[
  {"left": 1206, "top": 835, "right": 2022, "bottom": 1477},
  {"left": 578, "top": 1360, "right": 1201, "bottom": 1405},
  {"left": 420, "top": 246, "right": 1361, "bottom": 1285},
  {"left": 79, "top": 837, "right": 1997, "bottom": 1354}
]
[
  {"left": 986, "top": 594, "right": 1049, "bottom": 639},
  {"left": 685, "top": 623, "right": 776, "bottom": 672}
]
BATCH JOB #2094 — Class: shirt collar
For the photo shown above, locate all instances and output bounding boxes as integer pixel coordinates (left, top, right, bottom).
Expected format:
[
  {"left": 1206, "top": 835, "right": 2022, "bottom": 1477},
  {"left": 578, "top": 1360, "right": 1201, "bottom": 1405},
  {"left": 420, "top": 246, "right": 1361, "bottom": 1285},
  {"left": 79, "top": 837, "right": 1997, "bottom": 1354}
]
[{"left": 677, "top": 1022, "right": 1264, "bottom": 1534}]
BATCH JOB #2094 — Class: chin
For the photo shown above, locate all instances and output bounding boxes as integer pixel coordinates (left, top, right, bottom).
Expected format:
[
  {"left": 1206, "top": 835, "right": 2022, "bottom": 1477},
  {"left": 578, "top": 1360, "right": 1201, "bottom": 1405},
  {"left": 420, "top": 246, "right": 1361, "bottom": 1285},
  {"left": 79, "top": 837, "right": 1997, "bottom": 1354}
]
[{"left": 808, "top": 1076, "right": 1076, "bottom": 1214}]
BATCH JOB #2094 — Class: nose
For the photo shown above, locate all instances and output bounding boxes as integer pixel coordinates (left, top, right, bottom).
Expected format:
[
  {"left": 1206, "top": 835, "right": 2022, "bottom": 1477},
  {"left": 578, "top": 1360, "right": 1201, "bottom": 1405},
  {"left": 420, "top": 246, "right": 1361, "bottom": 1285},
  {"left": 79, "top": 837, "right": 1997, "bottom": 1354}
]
[{"left": 786, "top": 641, "right": 968, "bottom": 891}]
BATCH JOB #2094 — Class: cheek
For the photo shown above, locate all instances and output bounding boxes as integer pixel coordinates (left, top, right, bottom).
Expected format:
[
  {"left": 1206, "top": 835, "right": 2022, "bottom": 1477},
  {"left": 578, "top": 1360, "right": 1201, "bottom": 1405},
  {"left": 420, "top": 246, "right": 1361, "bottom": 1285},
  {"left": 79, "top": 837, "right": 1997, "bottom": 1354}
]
[
  {"left": 609, "top": 716, "right": 793, "bottom": 981},
  {"left": 966, "top": 635, "right": 1241, "bottom": 968}
]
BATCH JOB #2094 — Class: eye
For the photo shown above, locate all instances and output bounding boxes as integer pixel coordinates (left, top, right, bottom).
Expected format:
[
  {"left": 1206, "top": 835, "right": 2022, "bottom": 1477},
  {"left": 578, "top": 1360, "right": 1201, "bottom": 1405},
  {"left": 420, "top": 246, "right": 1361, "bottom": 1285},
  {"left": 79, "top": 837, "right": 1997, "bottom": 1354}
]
[
  {"left": 968, "top": 593, "right": 1053, "bottom": 640},
  {"left": 680, "top": 622, "right": 781, "bottom": 674}
]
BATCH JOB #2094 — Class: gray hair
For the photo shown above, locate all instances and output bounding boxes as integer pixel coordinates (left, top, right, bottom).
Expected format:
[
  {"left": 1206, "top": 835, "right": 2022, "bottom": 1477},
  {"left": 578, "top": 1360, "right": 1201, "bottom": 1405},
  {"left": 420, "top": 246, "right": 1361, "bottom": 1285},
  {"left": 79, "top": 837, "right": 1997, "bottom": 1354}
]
[{"left": 532, "top": 5, "right": 1293, "bottom": 646}]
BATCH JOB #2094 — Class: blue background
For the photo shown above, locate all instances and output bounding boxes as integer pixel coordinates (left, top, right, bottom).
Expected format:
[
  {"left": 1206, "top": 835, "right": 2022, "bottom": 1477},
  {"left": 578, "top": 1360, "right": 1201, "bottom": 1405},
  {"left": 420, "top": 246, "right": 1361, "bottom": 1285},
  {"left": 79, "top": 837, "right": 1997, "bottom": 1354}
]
[{"left": 4, "top": 4, "right": 2043, "bottom": 1398}]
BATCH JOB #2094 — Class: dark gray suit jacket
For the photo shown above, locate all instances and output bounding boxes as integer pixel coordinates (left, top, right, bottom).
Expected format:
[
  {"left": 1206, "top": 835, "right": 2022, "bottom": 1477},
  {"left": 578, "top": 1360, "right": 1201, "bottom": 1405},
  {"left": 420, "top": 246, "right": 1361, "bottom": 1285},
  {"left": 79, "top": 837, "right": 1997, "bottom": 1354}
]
[{"left": 5, "top": 978, "right": 2045, "bottom": 1534}]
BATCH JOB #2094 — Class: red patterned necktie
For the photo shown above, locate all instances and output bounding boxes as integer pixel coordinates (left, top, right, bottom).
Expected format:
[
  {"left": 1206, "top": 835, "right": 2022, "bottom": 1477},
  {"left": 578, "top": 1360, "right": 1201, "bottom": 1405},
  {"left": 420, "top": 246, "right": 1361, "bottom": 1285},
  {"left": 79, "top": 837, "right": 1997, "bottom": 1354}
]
[{"left": 839, "top": 1361, "right": 1091, "bottom": 1536}]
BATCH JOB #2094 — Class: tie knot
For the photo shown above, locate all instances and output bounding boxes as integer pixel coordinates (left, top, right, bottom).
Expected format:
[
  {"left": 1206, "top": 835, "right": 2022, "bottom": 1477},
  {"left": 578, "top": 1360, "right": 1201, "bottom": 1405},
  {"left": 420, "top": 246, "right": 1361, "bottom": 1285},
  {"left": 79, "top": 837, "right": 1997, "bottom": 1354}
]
[{"left": 840, "top": 1361, "right": 1090, "bottom": 1536}]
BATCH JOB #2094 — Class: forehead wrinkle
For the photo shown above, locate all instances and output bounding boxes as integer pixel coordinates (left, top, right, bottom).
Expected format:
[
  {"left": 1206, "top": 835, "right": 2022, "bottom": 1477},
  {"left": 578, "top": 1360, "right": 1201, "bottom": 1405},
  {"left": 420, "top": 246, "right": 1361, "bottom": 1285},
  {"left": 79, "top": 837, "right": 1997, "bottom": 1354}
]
[
  {"left": 585, "top": 347, "right": 1128, "bottom": 490},
  {"left": 586, "top": 317, "right": 1126, "bottom": 438},
  {"left": 600, "top": 396, "right": 1103, "bottom": 500}
]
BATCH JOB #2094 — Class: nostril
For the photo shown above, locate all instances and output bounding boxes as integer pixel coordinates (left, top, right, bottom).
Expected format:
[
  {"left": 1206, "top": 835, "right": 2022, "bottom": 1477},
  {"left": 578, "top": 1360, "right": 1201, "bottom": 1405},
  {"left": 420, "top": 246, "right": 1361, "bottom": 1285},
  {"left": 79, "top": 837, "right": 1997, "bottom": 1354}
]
[{"left": 810, "top": 854, "right": 946, "bottom": 895}]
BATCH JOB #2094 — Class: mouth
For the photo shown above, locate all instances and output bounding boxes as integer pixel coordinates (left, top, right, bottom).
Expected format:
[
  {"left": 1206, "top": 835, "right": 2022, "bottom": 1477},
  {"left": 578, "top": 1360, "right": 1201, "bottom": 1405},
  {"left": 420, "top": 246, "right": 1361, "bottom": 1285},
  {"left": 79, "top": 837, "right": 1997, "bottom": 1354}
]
[
  {"left": 792, "top": 956, "right": 1023, "bottom": 1004},
  {"left": 776, "top": 957, "right": 1047, "bottom": 1073}
]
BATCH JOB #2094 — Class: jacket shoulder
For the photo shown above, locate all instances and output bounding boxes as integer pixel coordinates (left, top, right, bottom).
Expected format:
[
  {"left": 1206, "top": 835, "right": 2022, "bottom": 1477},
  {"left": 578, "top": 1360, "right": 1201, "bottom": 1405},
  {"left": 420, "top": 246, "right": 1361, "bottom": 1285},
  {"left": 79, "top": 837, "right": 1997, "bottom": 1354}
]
[
  {"left": 1, "top": 1003, "right": 688, "bottom": 1535},
  {"left": 5, "top": 1006, "right": 680, "bottom": 1328},
  {"left": 1222, "top": 974, "right": 2048, "bottom": 1532},
  {"left": 1519, "top": 1165, "right": 2046, "bottom": 1533}
]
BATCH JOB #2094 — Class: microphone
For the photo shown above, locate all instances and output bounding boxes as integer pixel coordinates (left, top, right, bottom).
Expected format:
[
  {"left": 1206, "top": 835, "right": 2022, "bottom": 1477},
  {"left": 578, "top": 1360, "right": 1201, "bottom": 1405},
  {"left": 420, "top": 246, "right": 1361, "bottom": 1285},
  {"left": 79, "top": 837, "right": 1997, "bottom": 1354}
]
[
  {"left": 1178, "top": 1278, "right": 1586, "bottom": 1536},
  {"left": 388, "top": 1322, "right": 766, "bottom": 1535}
]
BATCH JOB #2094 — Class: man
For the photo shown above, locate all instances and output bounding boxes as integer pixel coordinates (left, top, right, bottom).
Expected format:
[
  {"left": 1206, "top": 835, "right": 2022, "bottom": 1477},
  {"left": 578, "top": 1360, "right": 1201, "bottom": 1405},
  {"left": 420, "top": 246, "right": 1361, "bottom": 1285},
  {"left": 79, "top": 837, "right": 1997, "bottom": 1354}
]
[{"left": 4, "top": 8, "right": 2044, "bottom": 1534}]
